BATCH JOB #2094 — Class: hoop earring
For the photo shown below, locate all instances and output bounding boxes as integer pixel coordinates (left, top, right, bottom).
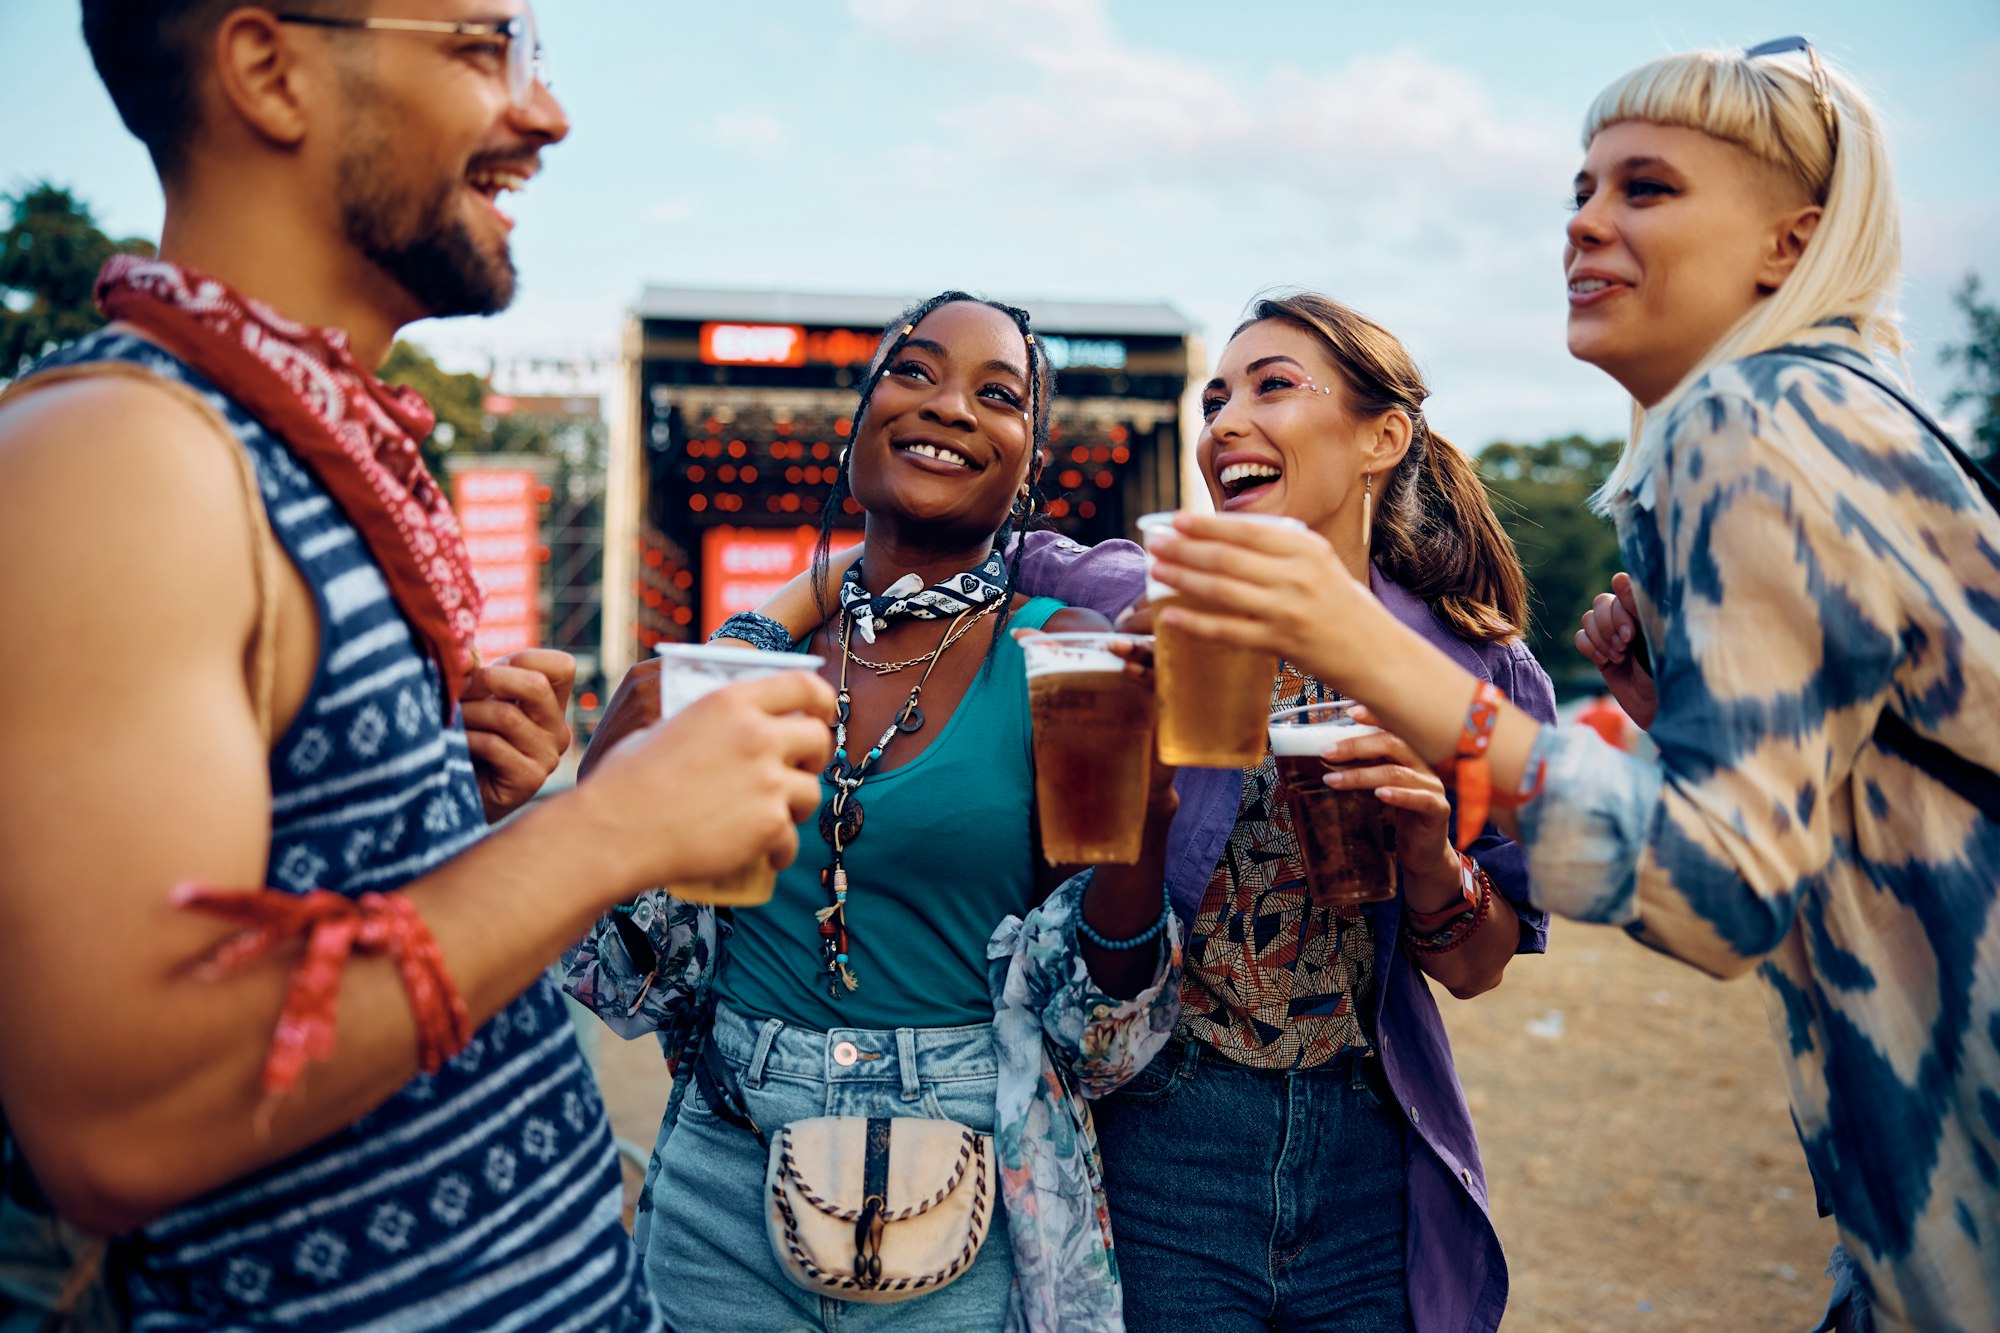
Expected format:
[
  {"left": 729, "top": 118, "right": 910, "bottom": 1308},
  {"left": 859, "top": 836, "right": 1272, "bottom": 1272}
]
[{"left": 1361, "top": 472, "right": 1374, "bottom": 552}]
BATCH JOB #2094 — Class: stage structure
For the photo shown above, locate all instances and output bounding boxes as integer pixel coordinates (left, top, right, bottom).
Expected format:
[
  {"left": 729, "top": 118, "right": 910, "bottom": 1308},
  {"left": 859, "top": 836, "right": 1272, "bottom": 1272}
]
[{"left": 603, "top": 287, "right": 1199, "bottom": 680}]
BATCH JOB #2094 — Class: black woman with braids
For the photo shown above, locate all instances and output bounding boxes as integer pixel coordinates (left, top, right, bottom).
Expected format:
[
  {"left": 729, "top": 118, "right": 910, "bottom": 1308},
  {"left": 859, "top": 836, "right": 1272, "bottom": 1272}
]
[{"left": 563, "top": 293, "right": 1183, "bottom": 1331}]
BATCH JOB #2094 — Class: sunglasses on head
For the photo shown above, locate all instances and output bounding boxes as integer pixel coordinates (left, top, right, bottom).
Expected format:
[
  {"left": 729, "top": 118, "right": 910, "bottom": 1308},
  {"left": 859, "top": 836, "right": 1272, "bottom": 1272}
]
[{"left": 1744, "top": 35, "right": 1838, "bottom": 152}]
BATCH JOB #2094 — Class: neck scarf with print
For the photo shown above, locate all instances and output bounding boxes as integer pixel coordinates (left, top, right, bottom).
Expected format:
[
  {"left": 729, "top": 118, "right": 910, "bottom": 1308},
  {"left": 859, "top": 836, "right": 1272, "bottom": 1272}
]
[
  {"left": 837, "top": 549, "right": 1010, "bottom": 643},
  {"left": 95, "top": 255, "right": 482, "bottom": 711}
]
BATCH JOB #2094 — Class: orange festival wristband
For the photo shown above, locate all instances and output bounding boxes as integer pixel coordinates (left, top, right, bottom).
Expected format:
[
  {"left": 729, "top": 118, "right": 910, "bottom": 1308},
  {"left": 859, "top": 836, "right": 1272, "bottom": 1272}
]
[{"left": 1450, "top": 680, "right": 1545, "bottom": 852}]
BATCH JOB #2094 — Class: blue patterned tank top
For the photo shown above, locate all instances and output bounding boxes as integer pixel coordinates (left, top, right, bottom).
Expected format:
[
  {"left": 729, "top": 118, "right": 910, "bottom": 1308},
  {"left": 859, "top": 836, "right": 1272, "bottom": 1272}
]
[{"left": 30, "top": 332, "right": 656, "bottom": 1332}]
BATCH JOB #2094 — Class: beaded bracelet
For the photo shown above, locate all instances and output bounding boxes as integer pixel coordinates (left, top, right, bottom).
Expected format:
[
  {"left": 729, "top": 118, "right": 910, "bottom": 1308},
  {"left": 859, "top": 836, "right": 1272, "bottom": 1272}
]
[
  {"left": 711, "top": 611, "right": 797, "bottom": 655},
  {"left": 1078, "top": 883, "right": 1174, "bottom": 951},
  {"left": 1405, "top": 868, "right": 1494, "bottom": 956}
]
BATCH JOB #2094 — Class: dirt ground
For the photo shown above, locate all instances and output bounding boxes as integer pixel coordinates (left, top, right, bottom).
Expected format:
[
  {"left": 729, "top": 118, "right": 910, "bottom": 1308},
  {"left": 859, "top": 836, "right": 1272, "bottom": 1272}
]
[{"left": 585, "top": 917, "right": 1835, "bottom": 1329}]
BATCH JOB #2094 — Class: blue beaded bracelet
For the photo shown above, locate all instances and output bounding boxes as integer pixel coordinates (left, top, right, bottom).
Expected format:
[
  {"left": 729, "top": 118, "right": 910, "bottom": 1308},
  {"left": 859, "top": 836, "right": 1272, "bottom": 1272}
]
[
  {"left": 1078, "top": 884, "right": 1174, "bottom": 951},
  {"left": 711, "top": 612, "right": 796, "bottom": 655}
]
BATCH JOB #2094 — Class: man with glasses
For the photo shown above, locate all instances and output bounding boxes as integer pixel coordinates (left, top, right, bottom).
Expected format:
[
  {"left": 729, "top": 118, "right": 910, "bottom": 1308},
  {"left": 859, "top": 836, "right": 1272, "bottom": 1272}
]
[{"left": 0, "top": 3, "right": 834, "bottom": 1329}]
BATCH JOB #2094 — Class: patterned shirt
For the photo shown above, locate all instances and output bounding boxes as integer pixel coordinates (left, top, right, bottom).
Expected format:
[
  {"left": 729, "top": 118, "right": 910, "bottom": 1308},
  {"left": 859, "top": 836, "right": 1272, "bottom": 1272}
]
[
  {"left": 1179, "top": 664, "right": 1376, "bottom": 1068},
  {"left": 1518, "top": 324, "right": 2000, "bottom": 1333}
]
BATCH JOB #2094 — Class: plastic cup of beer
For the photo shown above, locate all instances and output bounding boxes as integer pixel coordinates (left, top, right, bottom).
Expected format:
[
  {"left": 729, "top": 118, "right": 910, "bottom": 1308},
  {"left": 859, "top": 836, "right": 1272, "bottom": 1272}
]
[
  {"left": 1022, "top": 632, "right": 1158, "bottom": 864},
  {"left": 652, "top": 642, "right": 825, "bottom": 906},
  {"left": 1137, "top": 511, "right": 1302, "bottom": 769},
  {"left": 1268, "top": 700, "right": 1400, "bottom": 907}
]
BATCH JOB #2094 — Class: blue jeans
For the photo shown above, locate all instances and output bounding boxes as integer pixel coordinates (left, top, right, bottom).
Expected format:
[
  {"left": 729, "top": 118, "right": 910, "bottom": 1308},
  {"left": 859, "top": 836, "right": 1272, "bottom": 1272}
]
[
  {"left": 636, "top": 1003, "right": 1012, "bottom": 1332},
  {"left": 1095, "top": 1040, "right": 1411, "bottom": 1332}
]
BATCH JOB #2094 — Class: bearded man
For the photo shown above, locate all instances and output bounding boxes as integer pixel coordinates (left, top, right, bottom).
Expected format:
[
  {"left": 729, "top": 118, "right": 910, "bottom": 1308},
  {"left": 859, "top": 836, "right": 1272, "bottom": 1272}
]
[{"left": 0, "top": 4, "right": 833, "bottom": 1327}]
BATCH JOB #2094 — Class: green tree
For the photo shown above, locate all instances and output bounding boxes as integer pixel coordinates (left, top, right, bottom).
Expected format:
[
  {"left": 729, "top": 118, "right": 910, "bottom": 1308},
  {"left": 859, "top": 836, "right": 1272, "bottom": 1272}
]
[
  {"left": 1941, "top": 272, "right": 2000, "bottom": 461},
  {"left": 1476, "top": 434, "right": 1625, "bottom": 696},
  {"left": 0, "top": 182, "right": 155, "bottom": 379}
]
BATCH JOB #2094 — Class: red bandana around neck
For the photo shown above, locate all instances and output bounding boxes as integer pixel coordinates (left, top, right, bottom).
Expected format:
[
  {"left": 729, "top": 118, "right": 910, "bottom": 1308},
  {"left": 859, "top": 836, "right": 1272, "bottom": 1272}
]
[{"left": 94, "top": 255, "right": 484, "bottom": 710}]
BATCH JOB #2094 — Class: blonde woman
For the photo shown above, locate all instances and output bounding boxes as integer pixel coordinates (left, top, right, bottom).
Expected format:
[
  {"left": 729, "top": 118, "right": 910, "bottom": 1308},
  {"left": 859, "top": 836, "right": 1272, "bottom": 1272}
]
[{"left": 1142, "top": 39, "right": 2000, "bottom": 1331}]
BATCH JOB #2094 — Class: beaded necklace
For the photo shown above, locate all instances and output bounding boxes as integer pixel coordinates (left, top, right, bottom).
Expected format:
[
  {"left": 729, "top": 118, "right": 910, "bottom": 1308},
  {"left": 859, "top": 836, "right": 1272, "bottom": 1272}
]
[{"left": 814, "top": 603, "right": 977, "bottom": 997}]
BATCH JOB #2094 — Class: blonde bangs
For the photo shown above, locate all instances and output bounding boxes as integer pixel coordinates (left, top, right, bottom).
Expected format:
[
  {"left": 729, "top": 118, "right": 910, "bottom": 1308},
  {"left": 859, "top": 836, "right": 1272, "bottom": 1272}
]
[
  {"left": 1583, "top": 51, "right": 1833, "bottom": 199},
  {"left": 1580, "top": 45, "right": 1905, "bottom": 513}
]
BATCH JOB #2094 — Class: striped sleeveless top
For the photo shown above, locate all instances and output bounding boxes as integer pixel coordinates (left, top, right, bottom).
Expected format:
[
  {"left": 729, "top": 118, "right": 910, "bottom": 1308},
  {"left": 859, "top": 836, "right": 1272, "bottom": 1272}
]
[{"left": 31, "top": 332, "right": 656, "bottom": 1332}]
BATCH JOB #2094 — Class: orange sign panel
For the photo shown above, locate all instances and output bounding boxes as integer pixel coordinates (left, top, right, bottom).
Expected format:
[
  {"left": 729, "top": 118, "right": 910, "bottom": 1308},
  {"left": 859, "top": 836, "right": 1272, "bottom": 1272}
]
[
  {"left": 700, "top": 526, "right": 861, "bottom": 638},
  {"left": 453, "top": 466, "right": 541, "bottom": 661}
]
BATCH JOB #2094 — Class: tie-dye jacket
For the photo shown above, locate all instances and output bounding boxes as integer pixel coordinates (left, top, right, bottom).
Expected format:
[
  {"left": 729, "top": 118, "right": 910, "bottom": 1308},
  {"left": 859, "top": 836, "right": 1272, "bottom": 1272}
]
[
  {"left": 1516, "top": 324, "right": 2000, "bottom": 1332},
  {"left": 560, "top": 874, "right": 1181, "bottom": 1332}
]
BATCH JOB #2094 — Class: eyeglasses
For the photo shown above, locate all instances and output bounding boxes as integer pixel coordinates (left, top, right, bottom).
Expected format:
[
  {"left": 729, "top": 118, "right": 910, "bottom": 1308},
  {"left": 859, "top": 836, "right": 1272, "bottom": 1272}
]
[
  {"left": 275, "top": 9, "right": 546, "bottom": 109},
  {"left": 1745, "top": 36, "right": 1838, "bottom": 153}
]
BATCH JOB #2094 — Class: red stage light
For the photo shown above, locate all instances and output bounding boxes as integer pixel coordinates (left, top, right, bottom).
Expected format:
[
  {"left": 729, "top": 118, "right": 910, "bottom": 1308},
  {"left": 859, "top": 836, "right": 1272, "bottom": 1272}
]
[
  {"left": 728, "top": 440, "right": 747, "bottom": 458},
  {"left": 690, "top": 495, "right": 708, "bottom": 512},
  {"left": 686, "top": 464, "right": 706, "bottom": 482},
  {"left": 1093, "top": 470, "right": 1114, "bottom": 489},
  {"left": 1091, "top": 446, "right": 1110, "bottom": 464},
  {"left": 674, "top": 570, "right": 693, "bottom": 589},
  {"left": 740, "top": 465, "right": 758, "bottom": 483},
  {"left": 812, "top": 442, "right": 831, "bottom": 460},
  {"left": 579, "top": 692, "right": 599, "bottom": 711},
  {"left": 644, "top": 548, "right": 663, "bottom": 568},
  {"left": 1059, "top": 469, "right": 1083, "bottom": 490},
  {"left": 1070, "top": 446, "right": 1089, "bottom": 463},
  {"left": 1112, "top": 446, "right": 1129, "bottom": 464},
  {"left": 1079, "top": 501, "right": 1097, "bottom": 518},
  {"left": 835, "top": 418, "right": 852, "bottom": 437},
  {"left": 1110, "top": 424, "right": 1128, "bottom": 444}
]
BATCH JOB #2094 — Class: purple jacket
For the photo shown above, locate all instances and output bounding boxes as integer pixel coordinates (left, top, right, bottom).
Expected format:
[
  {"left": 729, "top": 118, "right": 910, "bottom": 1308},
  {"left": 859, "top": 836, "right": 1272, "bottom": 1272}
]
[{"left": 1014, "top": 529, "right": 1558, "bottom": 1333}]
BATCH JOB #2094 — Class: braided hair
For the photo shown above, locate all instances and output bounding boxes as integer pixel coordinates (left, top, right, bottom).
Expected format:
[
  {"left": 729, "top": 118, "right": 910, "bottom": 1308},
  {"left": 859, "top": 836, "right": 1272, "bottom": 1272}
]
[{"left": 811, "top": 291, "right": 1054, "bottom": 667}]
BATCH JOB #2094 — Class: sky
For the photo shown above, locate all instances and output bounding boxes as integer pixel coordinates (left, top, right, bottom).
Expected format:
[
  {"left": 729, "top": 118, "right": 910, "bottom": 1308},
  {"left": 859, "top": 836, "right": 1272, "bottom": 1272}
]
[{"left": 3, "top": 0, "right": 1997, "bottom": 449}]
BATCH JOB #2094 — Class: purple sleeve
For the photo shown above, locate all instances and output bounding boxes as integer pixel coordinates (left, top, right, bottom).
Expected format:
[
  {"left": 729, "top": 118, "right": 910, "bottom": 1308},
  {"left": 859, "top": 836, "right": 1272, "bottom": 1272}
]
[
  {"left": 1465, "top": 640, "right": 1559, "bottom": 955},
  {"left": 1007, "top": 529, "right": 1147, "bottom": 620}
]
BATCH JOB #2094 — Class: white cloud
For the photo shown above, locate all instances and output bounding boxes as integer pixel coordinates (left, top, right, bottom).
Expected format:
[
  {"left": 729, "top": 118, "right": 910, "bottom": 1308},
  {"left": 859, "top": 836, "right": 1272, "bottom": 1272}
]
[
  {"left": 843, "top": 0, "right": 1606, "bottom": 443},
  {"left": 712, "top": 110, "right": 790, "bottom": 155}
]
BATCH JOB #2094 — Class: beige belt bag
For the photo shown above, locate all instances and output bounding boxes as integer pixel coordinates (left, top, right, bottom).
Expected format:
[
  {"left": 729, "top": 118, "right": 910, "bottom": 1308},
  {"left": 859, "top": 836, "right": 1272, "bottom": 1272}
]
[{"left": 764, "top": 1115, "right": 995, "bottom": 1304}]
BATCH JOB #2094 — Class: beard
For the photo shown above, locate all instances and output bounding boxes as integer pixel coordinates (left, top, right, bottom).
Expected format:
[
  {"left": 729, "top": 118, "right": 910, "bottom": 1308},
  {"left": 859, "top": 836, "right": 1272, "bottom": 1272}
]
[{"left": 335, "top": 118, "right": 518, "bottom": 319}]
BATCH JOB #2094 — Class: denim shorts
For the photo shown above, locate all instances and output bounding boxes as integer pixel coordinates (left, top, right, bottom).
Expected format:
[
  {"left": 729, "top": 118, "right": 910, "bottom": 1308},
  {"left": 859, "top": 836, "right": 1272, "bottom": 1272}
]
[
  {"left": 1094, "top": 1039, "right": 1411, "bottom": 1332},
  {"left": 635, "top": 1003, "right": 1012, "bottom": 1332}
]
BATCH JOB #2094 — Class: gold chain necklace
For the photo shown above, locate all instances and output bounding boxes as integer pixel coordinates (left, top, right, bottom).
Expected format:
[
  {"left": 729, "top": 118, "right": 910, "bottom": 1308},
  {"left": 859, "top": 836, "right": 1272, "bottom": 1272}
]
[{"left": 842, "top": 596, "right": 1001, "bottom": 676}]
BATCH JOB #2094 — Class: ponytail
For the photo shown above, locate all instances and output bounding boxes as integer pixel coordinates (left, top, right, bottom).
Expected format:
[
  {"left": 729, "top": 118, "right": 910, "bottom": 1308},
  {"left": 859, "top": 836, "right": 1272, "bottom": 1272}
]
[
  {"left": 1374, "top": 423, "right": 1529, "bottom": 643},
  {"left": 1243, "top": 292, "right": 1529, "bottom": 644}
]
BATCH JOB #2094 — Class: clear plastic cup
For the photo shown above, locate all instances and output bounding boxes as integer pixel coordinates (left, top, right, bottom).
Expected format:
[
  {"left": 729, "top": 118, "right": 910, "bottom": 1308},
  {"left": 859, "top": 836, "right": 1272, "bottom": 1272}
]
[
  {"left": 1137, "top": 511, "right": 1302, "bottom": 768},
  {"left": 653, "top": 642, "right": 825, "bottom": 906},
  {"left": 1268, "top": 700, "right": 1399, "bottom": 906},
  {"left": 1021, "top": 632, "right": 1158, "bottom": 864}
]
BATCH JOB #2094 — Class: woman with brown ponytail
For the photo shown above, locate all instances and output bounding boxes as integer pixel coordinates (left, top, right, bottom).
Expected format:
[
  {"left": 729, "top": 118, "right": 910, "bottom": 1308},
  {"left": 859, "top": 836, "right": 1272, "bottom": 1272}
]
[{"left": 1007, "top": 292, "right": 1558, "bottom": 1331}]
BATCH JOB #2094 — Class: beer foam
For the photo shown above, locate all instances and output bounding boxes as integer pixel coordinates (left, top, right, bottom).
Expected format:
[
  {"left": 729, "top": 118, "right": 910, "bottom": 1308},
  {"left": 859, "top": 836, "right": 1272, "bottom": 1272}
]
[
  {"left": 1021, "top": 633, "right": 1139, "bottom": 679},
  {"left": 1268, "top": 716, "right": 1379, "bottom": 757},
  {"left": 654, "top": 643, "right": 824, "bottom": 715}
]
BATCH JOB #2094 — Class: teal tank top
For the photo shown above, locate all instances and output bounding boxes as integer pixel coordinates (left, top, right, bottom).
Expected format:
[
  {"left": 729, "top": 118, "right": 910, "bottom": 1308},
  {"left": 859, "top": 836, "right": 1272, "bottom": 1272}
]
[{"left": 714, "top": 597, "right": 1063, "bottom": 1031}]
